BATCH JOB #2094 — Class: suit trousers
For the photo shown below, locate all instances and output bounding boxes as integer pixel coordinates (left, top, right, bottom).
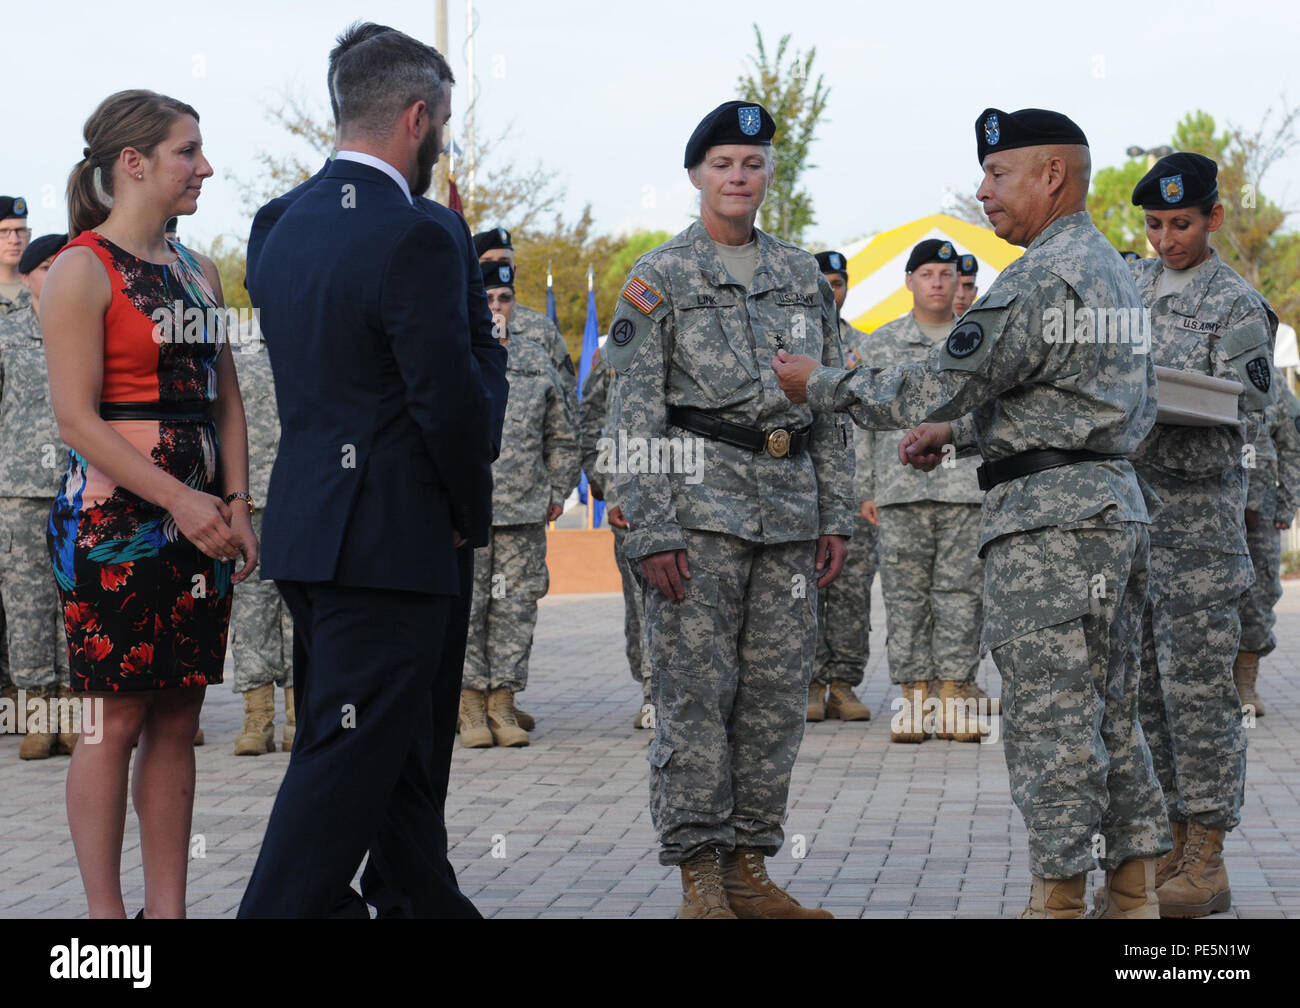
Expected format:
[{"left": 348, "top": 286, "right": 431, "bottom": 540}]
[{"left": 238, "top": 579, "right": 478, "bottom": 918}]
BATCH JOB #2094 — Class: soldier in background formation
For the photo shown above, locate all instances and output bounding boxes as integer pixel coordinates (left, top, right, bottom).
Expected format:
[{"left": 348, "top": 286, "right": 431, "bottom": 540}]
[
  {"left": 230, "top": 317, "right": 294, "bottom": 756},
  {"left": 459, "top": 263, "right": 579, "bottom": 748},
  {"left": 608, "top": 100, "right": 854, "bottom": 918},
  {"left": 578, "top": 345, "right": 652, "bottom": 729},
  {"left": 806, "top": 250, "right": 875, "bottom": 724},
  {"left": 861, "top": 239, "right": 986, "bottom": 743},
  {"left": 953, "top": 252, "right": 978, "bottom": 316},
  {"left": 1128, "top": 152, "right": 1277, "bottom": 918},
  {"left": 474, "top": 226, "right": 579, "bottom": 408},
  {"left": 776, "top": 107, "right": 1173, "bottom": 918},
  {"left": 1235, "top": 381, "right": 1300, "bottom": 715},
  {"left": 0, "top": 210, "right": 76, "bottom": 760}
]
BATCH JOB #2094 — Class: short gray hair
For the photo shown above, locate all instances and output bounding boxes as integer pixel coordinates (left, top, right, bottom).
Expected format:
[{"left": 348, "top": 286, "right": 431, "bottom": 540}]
[{"left": 334, "top": 30, "right": 454, "bottom": 139}]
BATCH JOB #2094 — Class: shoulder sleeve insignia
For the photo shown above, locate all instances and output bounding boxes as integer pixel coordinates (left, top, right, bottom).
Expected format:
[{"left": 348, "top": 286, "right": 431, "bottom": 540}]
[
  {"left": 1246, "top": 355, "right": 1272, "bottom": 393},
  {"left": 611, "top": 318, "right": 636, "bottom": 346},
  {"left": 945, "top": 320, "right": 984, "bottom": 359},
  {"left": 621, "top": 276, "right": 663, "bottom": 315},
  {"left": 845, "top": 348, "right": 861, "bottom": 368}
]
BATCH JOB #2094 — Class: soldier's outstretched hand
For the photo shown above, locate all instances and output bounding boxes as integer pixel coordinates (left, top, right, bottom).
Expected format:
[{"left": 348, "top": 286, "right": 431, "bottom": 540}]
[
  {"left": 899, "top": 422, "right": 953, "bottom": 472},
  {"left": 641, "top": 548, "right": 691, "bottom": 601},
  {"left": 772, "top": 350, "right": 820, "bottom": 403}
]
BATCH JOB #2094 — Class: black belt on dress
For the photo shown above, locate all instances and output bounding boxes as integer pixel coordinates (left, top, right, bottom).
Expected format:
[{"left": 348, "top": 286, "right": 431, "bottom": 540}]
[
  {"left": 99, "top": 401, "right": 214, "bottom": 422},
  {"left": 976, "top": 449, "right": 1127, "bottom": 492},
  {"left": 668, "top": 405, "right": 812, "bottom": 459}
]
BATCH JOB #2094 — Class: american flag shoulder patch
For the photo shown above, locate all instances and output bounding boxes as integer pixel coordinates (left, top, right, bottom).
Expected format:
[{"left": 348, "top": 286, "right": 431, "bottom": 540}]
[{"left": 621, "top": 276, "right": 663, "bottom": 315}]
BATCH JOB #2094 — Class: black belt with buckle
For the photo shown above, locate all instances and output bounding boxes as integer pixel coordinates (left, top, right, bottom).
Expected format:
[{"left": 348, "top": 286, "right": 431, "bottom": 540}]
[
  {"left": 668, "top": 405, "right": 811, "bottom": 458},
  {"left": 99, "top": 401, "right": 214, "bottom": 423},
  {"left": 976, "top": 449, "right": 1127, "bottom": 491}
]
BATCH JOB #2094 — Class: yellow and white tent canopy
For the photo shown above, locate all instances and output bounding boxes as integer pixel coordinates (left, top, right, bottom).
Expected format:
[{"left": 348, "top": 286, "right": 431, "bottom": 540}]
[{"left": 839, "top": 213, "right": 1022, "bottom": 334}]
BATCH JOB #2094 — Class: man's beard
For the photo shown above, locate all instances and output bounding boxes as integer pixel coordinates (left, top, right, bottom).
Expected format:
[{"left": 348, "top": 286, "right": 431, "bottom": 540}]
[{"left": 412, "top": 130, "right": 439, "bottom": 198}]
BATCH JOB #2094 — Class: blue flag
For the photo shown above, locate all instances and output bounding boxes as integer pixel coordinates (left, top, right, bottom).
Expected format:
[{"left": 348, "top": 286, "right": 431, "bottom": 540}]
[{"left": 575, "top": 271, "right": 604, "bottom": 528}]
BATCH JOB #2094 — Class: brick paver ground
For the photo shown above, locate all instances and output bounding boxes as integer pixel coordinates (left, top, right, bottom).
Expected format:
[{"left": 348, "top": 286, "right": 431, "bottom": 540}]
[{"left": 3, "top": 579, "right": 1297, "bottom": 918}]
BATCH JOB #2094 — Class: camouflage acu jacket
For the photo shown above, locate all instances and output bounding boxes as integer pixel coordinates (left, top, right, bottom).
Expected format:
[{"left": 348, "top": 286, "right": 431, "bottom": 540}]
[{"left": 606, "top": 218, "right": 855, "bottom": 559}]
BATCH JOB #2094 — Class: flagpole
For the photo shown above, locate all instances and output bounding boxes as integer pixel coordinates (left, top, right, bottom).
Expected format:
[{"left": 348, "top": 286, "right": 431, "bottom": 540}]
[
  {"left": 466, "top": 0, "right": 477, "bottom": 201},
  {"left": 434, "top": 0, "right": 449, "bottom": 202}
]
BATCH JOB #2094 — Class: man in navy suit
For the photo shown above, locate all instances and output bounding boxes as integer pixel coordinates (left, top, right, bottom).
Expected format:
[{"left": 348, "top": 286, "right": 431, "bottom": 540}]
[{"left": 239, "top": 28, "right": 493, "bottom": 918}]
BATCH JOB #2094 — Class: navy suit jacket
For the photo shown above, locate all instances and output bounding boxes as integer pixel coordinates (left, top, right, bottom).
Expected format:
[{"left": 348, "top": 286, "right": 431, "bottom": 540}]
[
  {"left": 249, "top": 159, "right": 494, "bottom": 593},
  {"left": 247, "top": 160, "right": 507, "bottom": 467}
]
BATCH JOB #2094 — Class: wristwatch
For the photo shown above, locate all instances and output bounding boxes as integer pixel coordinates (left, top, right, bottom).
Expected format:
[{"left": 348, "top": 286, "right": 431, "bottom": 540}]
[{"left": 224, "top": 491, "right": 256, "bottom": 514}]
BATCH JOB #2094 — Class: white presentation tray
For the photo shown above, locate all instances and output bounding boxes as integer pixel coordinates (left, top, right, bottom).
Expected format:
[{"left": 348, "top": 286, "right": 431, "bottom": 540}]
[{"left": 1154, "top": 365, "right": 1243, "bottom": 427}]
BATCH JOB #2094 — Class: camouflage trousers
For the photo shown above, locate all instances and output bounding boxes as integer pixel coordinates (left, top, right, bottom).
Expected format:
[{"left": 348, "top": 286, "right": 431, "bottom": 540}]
[
  {"left": 1139, "top": 547, "right": 1252, "bottom": 832},
  {"left": 612, "top": 523, "right": 650, "bottom": 699},
  {"left": 645, "top": 528, "right": 818, "bottom": 865},
  {"left": 232, "top": 515, "right": 293, "bottom": 692},
  {"left": 462, "top": 523, "right": 549, "bottom": 693},
  {"left": 813, "top": 514, "right": 878, "bottom": 686},
  {"left": 986, "top": 523, "right": 1170, "bottom": 878},
  {"left": 0, "top": 497, "right": 69, "bottom": 689},
  {"left": 878, "top": 500, "right": 982, "bottom": 685},
  {"left": 1237, "top": 521, "right": 1282, "bottom": 657}
]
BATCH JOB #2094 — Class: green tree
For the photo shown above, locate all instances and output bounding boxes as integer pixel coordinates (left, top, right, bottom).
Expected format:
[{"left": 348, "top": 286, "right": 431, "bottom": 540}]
[
  {"left": 736, "top": 25, "right": 829, "bottom": 244},
  {"left": 1088, "top": 159, "right": 1148, "bottom": 252},
  {"left": 195, "top": 234, "right": 252, "bottom": 312}
]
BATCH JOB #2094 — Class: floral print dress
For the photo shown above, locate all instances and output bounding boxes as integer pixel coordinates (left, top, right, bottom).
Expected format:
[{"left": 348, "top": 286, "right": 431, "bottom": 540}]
[{"left": 47, "top": 232, "right": 233, "bottom": 692}]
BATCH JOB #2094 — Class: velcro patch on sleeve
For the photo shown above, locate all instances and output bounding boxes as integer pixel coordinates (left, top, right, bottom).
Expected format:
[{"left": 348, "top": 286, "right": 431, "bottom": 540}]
[{"left": 621, "top": 276, "right": 663, "bottom": 315}]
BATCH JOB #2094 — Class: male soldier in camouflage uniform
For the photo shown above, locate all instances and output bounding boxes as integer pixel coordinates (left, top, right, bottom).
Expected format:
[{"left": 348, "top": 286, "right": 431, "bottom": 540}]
[
  {"left": 474, "top": 227, "right": 580, "bottom": 410},
  {"left": 0, "top": 196, "right": 31, "bottom": 712},
  {"left": 0, "top": 222, "right": 74, "bottom": 758},
  {"left": 953, "top": 252, "right": 979, "bottom": 317},
  {"left": 579, "top": 347, "right": 652, "bottom": 728},
  {"left": 459, "top": 263, "right": 579, "bottom": 748},
  {"left": 1234, "top": 382, "right": 1300, "bottom": 715},
  {"left": 1127, "top": 152, "right": 1277, "bottom": 917},
  {"left": 607, "top": 101, "right": 854, "bottom": 919},
  {"left": 859, "top": 239, "right": 987, "bottom": 743},
  {"left": 775, "top": 107, "right": 1171, "bottom": 918},
  {"left": 230, "top": 319, "right": 294, "bottom": 755},
  {"left": 806, "top": 250, "right": 875, "bottom": 724}
]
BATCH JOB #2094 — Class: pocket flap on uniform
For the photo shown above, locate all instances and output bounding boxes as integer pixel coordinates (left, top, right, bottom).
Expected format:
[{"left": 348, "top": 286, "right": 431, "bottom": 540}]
[
  {"left": 981, "top": 535, "right": 1093, "bottom": 652},
  {"left": 649, "top": 742, "right": 674, "bottom": 768}
]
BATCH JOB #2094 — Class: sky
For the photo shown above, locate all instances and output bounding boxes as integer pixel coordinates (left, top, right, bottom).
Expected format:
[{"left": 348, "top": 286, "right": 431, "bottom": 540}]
[{"left": 6, "top": 0, "right": 1300, "bottom": 254}]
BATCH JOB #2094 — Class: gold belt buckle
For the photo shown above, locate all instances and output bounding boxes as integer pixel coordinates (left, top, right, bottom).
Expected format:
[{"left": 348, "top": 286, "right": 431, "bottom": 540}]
[{"left": 765, "top": 428, "right": 791, "bottom": 458}]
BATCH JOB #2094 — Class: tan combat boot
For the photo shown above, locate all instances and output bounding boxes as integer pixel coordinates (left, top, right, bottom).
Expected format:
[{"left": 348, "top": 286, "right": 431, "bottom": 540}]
[
  {"left": 1020, "top": 873, "right": 1087, "bottom": 918},
  {"left": 826, "top": 681, "right": 871, "bottom": 721},
  {"left": 234, "top": 684, "right": 275, "bottom": 755},
  {"left": 721, "top": 848, "right": 833, "bottom": 918},
  {"left": 511, "top": 698, "right": 535, "bottom": 732},
  {"left": 1093, "top": 857, "right": 1160, "bottom": 919},
  {"left": 282, "top": 686, "right": 295, "bottom": 752},
  {"left": 458, "top": 689, "right": 493, "bottom": 748},
  {"left": 806, "top": 681, "right": 827, "bottom": 722},
  {"left": 1232, "top": 651, "right": 1265, "bottom": 717},
  {"left": 679, "top": 848, "right": 735, "bottom": 919},
  {"left": 54, "top": 685, "right": 80, "bottom": 755},
  {"left": 1157, "top": 821, "right": 1231, "bottom": 918},
  {"left": 890, "top": 681, "right": 931, "bottom": 743},
  {"left": 961, "top": 678, "right": 1000, "bottom": 716},
  {"left": 936, "top": 680, "right": 988, "bottom": 742},
  {"left": 18, "top": 687, "right": 54, "bottom": 760},
  {"left": 486, "top": 687, "right": 529, "bottom": 747},
  {"left": 1155, "top": 818, "right": 1187, "bottom": 888}
]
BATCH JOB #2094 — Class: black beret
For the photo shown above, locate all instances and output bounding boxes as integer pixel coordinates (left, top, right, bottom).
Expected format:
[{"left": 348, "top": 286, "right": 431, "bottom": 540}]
[
  {"left": 0, "top": 195, "right": 28, "bottom": 220},
  {"left": 957, "top": 253, "right": 978, "bottom": 276},
  {"left": 976, "top": 108, "right": 1088, "bottom": 164},
  {"left": 473, "top": 226, "right": 512, "bottom": 257},
  {"left": 684, "top": 101, "right": 775, "bottom": 169},
  {"left": 1131, "top": 152, "right": 1218, "bottom": 210},
  {"left": 905, "top": 238, "right": 958, "bottom": 273},
  {"left": 18, "top": 233, "right": 67, "bottom": 274},
  {"left": 815, "top": 250, "right": 848, "bottom": 278},
  {"left": 481, "top": 261, "right": 515, "bottom": 289},
  {"left": 1119, "top": 250, "right": 1141, "bottom": 263}
]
